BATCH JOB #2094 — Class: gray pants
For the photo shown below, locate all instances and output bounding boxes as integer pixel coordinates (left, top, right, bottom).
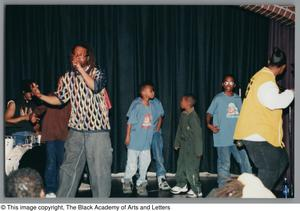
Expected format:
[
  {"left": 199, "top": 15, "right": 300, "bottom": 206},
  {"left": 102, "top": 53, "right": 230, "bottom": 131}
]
[{"left": 56, "top": 129, "right": 113, "bottom": 197}]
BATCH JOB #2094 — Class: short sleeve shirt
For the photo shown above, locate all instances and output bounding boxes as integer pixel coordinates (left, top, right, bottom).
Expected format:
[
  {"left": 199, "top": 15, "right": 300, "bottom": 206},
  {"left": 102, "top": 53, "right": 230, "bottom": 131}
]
[
  {"left": 127, "top": 98, "right": 159, "bottom": 150},
  {"left": 127, "top": 97, "right": 164, "bottom": 131},
  {"left": 207, "top": 92, "right": 242, "bottom": 147},
  {"left": 54, "top": 67, "right": 110, "bottom": 131}
]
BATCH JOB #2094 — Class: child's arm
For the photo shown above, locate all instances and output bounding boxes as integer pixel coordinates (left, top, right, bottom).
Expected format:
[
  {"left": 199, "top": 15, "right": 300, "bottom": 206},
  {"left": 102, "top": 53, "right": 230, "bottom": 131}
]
[
  {"left": 206, "top": 113, "right": 220, "bottom": 133},
  {"left": 126, "top": 102, "right": 138, "bottom": 146},
  {"left": 206, "top": 97, "right": 220, "bottom": 133},
  {"left": 125, "top": 124, "right": 132, "bottom": 146},
  {"left": 191, "top": 114, "right": 203, "bottom": 157},
  {"left": 156, "top": 116, "right": 163, "bottom": 132},
  {"left": 174, "top": 115, "right": 182, "bottom": 150}
]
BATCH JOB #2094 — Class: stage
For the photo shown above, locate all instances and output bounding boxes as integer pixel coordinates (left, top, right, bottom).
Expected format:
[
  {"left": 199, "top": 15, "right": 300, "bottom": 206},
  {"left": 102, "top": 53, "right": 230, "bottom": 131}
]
[
  {"left": 77, "top": 174, "right": 217, "bottom": 198},
  {"left": 76, "top": 174, "right": 283, "bottom": 198},
  {"left": 3, "top": 4, "right": 295, "bottom": 200}
]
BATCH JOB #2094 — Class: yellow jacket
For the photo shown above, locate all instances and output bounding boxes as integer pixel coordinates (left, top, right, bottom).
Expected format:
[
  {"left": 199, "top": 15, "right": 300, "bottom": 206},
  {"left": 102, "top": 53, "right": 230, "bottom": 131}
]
[{"left": 234, "top": 67, "right": 283, "bottom": 147}]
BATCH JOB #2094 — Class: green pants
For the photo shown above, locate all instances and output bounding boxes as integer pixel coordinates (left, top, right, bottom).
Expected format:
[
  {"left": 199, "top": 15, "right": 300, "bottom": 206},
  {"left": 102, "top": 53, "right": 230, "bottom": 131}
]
[{"left": 175, "top": 143, "right": 202, "bottom": 193}]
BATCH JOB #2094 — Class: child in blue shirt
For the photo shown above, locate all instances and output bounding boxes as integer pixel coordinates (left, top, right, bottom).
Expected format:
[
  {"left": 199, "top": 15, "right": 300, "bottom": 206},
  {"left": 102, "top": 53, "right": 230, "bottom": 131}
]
[
  {"left": 122, "top": 82, "right": 156, "bottom": 196},
  {"left": 127, "top": 97, "right": 171, "bottom": 190},
  {"left": 206, "top": 74, "right": 252, "bottom": 188}
]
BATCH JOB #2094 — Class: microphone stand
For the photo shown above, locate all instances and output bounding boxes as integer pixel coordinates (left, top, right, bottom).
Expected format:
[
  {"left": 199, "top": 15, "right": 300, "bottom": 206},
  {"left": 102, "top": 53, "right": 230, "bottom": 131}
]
[
  {"left": 288, "top": 66, "right": 295, "bottom": 198},
  {"left": 288, "top": 102, "right": 294, "bottom": 198}
]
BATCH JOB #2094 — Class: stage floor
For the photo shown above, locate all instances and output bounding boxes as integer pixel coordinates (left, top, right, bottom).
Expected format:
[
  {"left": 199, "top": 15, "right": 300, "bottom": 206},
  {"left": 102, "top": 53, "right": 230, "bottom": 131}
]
[
  {"left": 76, "top": 175, "right": 218, "bottom": 198},
  {"left": 76, "top": 175, "right": 284, "bottom": 198}
]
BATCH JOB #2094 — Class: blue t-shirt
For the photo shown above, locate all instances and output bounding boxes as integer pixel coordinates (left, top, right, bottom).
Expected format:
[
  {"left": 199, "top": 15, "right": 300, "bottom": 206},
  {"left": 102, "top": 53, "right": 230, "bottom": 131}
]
[
  {"left": 127, "top": 97, "right": 164, "bottom": 131},
  {"left": 207, "top": 92, "right": 242, "bottom": 147},
  {"left": 126, "top": 98, "right": 163, "bottom": 150}
]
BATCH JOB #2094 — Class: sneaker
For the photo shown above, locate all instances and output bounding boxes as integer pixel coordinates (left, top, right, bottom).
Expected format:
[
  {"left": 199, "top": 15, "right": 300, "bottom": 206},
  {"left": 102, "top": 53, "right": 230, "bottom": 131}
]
[
  {"left": 79, "top": 183, "right": 91, "bottom": 191},
  {"left": 122, "top": 182, "right": 133, "bottom": 194},
  {"left": 45, "top": 193, "right": 56, "bottom": 198},
  {"left": 170, "top": 184, "right": 188, "bottom": 194},
  {"left": 159, "top": 178, "right": 171, "bottom": 191},
  {"left": 186, "top": 189, "right": 203, "bottom": 198},
  {"left": 136, "top": 182, "right": 148, "bottom": 196}
]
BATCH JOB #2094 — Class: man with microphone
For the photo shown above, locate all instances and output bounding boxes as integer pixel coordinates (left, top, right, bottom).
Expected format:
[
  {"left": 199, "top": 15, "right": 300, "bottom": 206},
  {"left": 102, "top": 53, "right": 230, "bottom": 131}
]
[{"left": 31, "top": 43, "right": 112, "bottom": 197}]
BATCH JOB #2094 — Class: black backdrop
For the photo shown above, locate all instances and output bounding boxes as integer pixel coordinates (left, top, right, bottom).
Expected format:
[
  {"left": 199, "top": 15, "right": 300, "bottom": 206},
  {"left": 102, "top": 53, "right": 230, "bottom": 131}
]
[{"left": 5, "top": 5, "right": 269, "bottom": 173}]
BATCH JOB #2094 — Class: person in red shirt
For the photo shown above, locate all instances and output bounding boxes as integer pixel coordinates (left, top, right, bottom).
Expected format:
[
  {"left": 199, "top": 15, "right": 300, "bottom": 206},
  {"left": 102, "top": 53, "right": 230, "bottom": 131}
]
[{"left": 31, "top": 89, "right": 71, "bottom": 198}]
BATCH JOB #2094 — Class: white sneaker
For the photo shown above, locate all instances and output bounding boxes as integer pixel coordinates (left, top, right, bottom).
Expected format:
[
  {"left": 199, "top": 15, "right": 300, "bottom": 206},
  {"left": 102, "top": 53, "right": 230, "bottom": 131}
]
[
  {"left": 170, "top": 185, "right": 188, "bottom": 194},
  {"left": 186, "top": 189, "right": 203, "bottom": 198},
  {"left": 78, "top": 183, "right": 91, "bottom": 191},
  {"left": 159, "top": 178, "right": 171, "bottom": 191},
  {"left": 45, "top": 193, "right": 56, "bottom": 198}
]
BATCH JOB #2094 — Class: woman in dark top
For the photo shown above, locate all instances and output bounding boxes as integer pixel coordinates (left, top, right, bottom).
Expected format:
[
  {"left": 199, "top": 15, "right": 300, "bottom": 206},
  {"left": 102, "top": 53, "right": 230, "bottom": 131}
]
[{"left": 5, "top": 79, "right": 41, "bottom": 144}]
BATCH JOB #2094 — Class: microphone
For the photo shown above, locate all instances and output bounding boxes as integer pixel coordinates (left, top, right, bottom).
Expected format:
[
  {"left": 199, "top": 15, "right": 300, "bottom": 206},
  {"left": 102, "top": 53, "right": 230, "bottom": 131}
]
[{"left": 70, "top": 65, "right": 79, "bottom": 76}]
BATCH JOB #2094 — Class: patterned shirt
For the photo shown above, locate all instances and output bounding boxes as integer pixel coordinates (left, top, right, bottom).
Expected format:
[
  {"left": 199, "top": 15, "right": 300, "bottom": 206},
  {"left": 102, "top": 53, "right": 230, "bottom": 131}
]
[{"left": 55, "top": 67, "right": 110, "bottom": 131}]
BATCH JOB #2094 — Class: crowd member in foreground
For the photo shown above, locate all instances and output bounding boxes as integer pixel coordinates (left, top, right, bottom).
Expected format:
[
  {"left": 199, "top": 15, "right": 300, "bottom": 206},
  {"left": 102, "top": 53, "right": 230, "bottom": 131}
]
[
  {"left": 6, "top": 168, "right": 45, "bottom": 198},
  {"left": 207, "top": 173, "right": 276, "bottom": 198}
]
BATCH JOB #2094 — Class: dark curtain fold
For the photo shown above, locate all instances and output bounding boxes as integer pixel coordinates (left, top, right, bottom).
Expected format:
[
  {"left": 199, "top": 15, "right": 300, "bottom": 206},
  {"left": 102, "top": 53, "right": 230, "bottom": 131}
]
[{"left": 5, "top": 5, "right": 269, "bottom": 173}]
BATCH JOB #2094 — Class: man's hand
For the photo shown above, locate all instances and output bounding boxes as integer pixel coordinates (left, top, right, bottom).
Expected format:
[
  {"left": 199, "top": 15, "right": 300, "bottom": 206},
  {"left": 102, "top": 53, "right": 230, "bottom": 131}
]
[
  {"left": 31, "top": 83, "right": 62, "bottom": 105},
  {"left": 30, "top": 83, "right": 42, "bottom": 98},
  {"left": 125, "top": 136, "right": 130, "bottom": 146},
  {"left": 207, "top": 124, "right": 220, "bottom": 133},
  {"left": 72, "top": 61, "right": 84, "bottom": 73}
]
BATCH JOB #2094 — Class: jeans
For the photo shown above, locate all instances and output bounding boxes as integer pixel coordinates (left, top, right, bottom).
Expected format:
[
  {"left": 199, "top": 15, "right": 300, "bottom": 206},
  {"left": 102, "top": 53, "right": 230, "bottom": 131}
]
[
  {"left": 56, "top": 129, "right": 113, "bottom": 197},
  {"left": 216, "top": 145, "right": 252, "bottom": 187},
  {"left": 44, "top": 140, "right": 65, "bottom": 194},
  {"left": 124, "top": 149, "right": 151, "bottom": 186},
  {"left": 12, "top": 131, "right": 34, "bottom": 146},
  {"left": 244, "top": 141, "right": 289, "bottom": 190},
  {"left": 151, "top": 132, "right": 167, "bottom": 181}
]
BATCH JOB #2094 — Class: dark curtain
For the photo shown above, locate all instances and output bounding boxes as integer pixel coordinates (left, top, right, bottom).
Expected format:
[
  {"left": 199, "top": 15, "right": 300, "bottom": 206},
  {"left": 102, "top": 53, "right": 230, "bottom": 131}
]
[
  {"left": 5, "top": 5, "right": 269, "bottom": 173},
  {"left": 268, "top": 20, "right": 295, "bottom": 189}
]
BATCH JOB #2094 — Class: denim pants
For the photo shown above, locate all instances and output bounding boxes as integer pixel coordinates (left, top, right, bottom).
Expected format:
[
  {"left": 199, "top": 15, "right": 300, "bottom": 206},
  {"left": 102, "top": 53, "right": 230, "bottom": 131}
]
[
  {"left": 56, "top": 129, "right": 113, "bottom": 197},
  {"left": 151, "top": 132, "right": 167, "bottom": 181},
  {"left": 244, "top": 141, "right": 289, "bottom": 190},
  {"left": 216, "top": 145, "right": 252, "bottom": 187},
  {"left": 44, "top": 140, "right": 65, "bottom": 194},
  {"left": 124, "top": 149, "right": 151, "bottom": 186},
  {"left": 12, "top": 131, "right": 34, "bottom": 145}
]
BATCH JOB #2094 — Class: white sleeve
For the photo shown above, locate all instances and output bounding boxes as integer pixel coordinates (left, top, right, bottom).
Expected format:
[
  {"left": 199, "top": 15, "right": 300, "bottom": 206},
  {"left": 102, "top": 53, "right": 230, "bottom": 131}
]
[{"left": 257, "top": 81, "right": 294, "bottom": 110}]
